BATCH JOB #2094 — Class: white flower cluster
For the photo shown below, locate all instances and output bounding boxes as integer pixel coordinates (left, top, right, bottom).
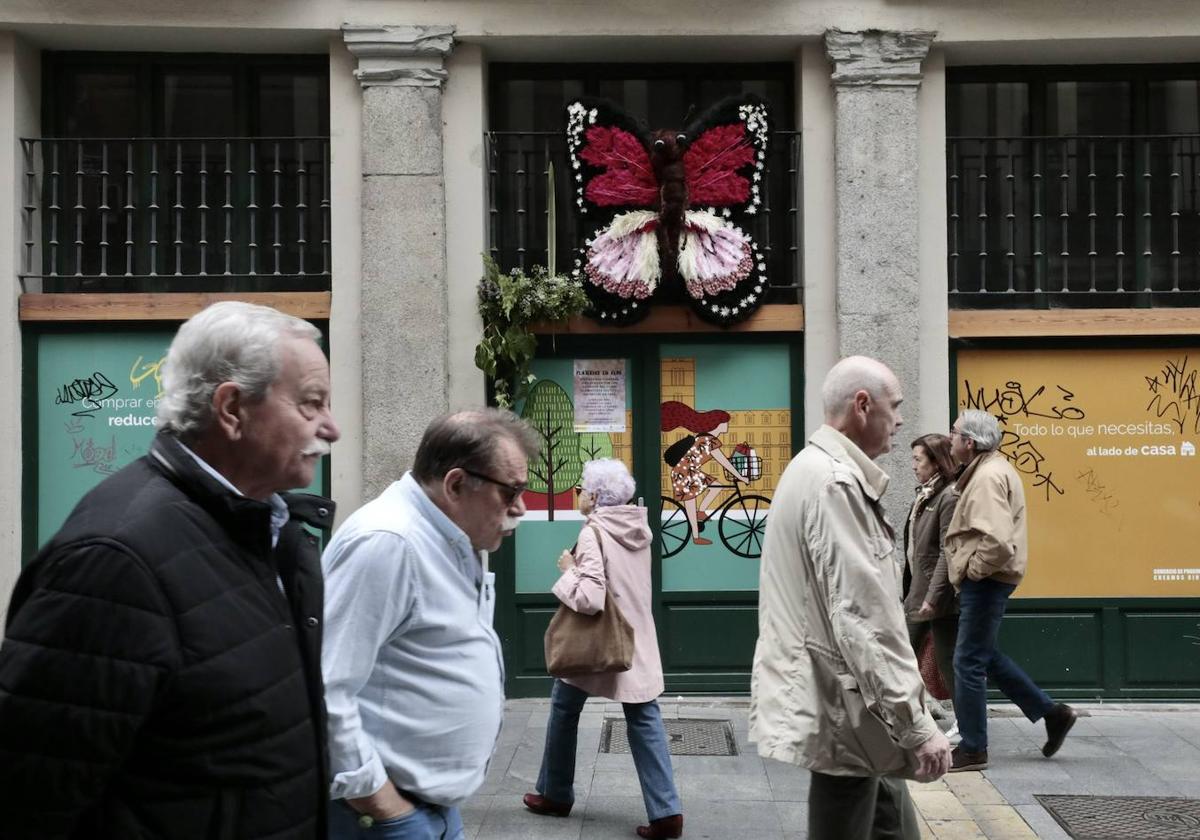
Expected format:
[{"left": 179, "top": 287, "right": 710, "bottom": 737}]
[
  {"left": 738, "top": 102, "right": 770, "bottom": 215},
  {"left": 565, "top": 101, "right": 599, "bottom": 215}
]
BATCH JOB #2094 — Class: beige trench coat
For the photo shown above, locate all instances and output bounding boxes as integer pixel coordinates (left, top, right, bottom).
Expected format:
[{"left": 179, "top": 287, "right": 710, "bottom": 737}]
[
  {"left": 551, "top": 505, "right": 664, "bottom": 704},
  {"left": 749, "top": 426, "right": 939, "bottom": 779}
]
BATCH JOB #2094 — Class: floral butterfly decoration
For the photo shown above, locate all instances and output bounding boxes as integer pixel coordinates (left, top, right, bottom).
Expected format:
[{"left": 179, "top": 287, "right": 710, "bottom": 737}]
[{"left": 565, "top": 95, "right": 772, "bottom": 327}]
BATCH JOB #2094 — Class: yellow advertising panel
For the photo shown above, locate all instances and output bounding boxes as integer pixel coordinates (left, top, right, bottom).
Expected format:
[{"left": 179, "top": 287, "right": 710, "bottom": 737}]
[{"left": 956, "top": 348, "right": 1200, "bottom": 598}]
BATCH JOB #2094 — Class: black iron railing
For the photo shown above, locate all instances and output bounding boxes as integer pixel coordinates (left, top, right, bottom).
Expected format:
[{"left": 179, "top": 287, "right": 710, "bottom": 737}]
[
  {"left": 949, "top": 134, "right": 1200, "bottom": 306},
  {"left": 20, "top": 137, "right": 331, "bottom": 292},
  {"left": 484, "top": 131, "right": 802, "bottom": 302}
]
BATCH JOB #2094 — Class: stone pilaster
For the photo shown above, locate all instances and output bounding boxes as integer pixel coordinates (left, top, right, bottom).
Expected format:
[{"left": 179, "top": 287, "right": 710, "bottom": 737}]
[
  {"left": 825, "top": 29, "right": 935, "bottom": 528},
  {"left": 343, "top": 24, "right": 455, "bottom": 500}
]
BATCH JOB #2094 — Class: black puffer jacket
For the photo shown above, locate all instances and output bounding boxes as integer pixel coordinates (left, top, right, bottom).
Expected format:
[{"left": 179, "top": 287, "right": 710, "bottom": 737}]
[{"left": 0, "top": 433, "right": 334, "bottom": 840}]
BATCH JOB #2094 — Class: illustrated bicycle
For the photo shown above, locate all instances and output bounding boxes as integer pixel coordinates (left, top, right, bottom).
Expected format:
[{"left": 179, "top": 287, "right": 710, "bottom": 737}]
[{"left": 659, "top": 460, "right": 770, "bottom": 559}]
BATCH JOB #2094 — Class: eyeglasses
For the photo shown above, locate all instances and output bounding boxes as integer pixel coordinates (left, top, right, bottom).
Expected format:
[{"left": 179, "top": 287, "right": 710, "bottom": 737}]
[
  {"left": 949, "top": 428, "right": 962, "bottom": 438},
  {"left": 462, "top": 468, "right": 527, "bottom": 505}
]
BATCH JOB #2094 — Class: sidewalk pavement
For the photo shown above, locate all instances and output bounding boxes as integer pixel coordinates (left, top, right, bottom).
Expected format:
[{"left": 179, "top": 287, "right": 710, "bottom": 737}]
[{"left": 463, "top": 698, "right": 1200, "bottom": 840}]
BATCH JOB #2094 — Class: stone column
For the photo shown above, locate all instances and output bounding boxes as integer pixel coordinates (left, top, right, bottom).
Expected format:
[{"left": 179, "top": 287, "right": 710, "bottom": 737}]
[
  {"left": 825, "top": 29, "right": 935, "bottom": 527},
  {"left": 343, "top": 24, "right": 455, "bottom": 500}
]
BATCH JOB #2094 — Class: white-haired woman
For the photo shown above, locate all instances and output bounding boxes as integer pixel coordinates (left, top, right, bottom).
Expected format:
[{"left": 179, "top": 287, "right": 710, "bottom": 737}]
[{"left": 523, "top": 459, "right": 683, "bottom": 839}]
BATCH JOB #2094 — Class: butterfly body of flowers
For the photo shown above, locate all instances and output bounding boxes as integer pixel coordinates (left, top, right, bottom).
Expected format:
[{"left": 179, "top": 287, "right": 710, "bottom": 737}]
[{"left": 565, "top": 95, "right": 772, "bottom": 326}]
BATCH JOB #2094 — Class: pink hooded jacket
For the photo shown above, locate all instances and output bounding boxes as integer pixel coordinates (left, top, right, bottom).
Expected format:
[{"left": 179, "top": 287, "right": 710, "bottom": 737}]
[{"left": 551, "top": 504, "right": 665, "bottom": 703}]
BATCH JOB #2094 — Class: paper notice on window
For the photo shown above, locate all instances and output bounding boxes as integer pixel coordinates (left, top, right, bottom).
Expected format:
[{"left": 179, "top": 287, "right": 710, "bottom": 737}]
[{"left": 573, "top": 359, "right": 626, "bottom": 432}]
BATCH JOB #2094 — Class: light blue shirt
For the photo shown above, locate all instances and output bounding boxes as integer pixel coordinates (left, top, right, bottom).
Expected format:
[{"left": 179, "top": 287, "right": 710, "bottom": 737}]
[{"left": 321, "top": 473, "right": 505, "bottom": 807}]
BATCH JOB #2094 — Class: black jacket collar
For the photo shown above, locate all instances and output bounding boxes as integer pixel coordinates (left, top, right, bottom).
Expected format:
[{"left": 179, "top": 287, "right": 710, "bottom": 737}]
[{"left": 148, "top": 432, "right": 335, "bottom": 553}]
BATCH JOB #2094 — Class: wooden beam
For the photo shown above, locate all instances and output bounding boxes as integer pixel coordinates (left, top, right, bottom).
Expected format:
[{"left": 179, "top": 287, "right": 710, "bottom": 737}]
[
  {"left": 19, "top": 292, "right": 331, "bottom": 322},
  {"left": 949, "top": 308, "right": 1200, "bottom": 338},
  {"left": 531, "top": 304, "right": 804, "bottom": 335}
]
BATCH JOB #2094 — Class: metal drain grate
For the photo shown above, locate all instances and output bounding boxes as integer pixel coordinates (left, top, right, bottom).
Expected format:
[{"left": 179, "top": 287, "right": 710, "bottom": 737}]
[
  {"left": 1036, "top": 795, "right": 1200, "bottom": 839},
  {"left": 599, "top": 718, "right": 739, "bottom": 756}
]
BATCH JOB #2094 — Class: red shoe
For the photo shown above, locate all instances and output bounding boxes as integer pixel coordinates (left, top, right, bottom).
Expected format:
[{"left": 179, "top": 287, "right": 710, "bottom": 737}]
[
  {"left": 522, "top": 792, "right": 572, "bottom": 817},
  {"left": 692, "top": 537, "right": 712, "bottom": 546},
  {"left": 637, "top": 814, "right": 683, "bottom": 838}
]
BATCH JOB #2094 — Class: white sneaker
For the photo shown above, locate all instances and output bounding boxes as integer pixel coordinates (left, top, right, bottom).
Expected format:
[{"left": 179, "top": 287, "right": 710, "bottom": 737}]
[{"left": 946, "top": 722, "right": 962, "bottom": 746}]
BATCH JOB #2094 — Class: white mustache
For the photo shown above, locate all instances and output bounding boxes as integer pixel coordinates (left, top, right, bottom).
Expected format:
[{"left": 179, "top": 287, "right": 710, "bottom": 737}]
[
  {"left": 301, "top": 439, "right": 332, "bottom": 457},
  {"left": 501, "top": 515, "right": 522, "bottom": 531}
]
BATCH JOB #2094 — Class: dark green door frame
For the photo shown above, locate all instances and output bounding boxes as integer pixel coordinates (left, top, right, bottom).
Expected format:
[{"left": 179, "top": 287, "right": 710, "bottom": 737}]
[{"left": 494, "top": 331, "right": 803, "bottom": 698}]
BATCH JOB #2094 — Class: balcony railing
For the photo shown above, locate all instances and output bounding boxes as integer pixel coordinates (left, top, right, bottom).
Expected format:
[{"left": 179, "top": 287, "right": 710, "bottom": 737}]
[
  {"left": 485, "top": 131, "right": 802, "bottom": 303},
  {"left": 949, "top": 134, "right": 1200, "bottom": 307},
  {"left": 20, "top": 137, "right": 331, "bottom": 293}
]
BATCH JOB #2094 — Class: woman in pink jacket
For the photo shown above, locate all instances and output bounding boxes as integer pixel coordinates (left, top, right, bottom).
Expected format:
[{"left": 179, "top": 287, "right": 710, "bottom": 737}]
[{"left": 523, "top": 459, "right": 683, "bottom": 839}]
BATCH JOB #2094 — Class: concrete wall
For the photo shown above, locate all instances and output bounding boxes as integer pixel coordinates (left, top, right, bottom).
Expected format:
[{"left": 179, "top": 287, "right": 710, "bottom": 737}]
[
  {"left": 328, "top": 36, "right": 365, "bottom": 524},
  {"left": 800, "top": 40, "right": 836, "bottom": 438},
  {"left": 4, "top": 1, "right": 1200, "bottom": 52},
  {"left": 443, "top": 42, "right": 488, "bottom": 413},
  {"left": 917, "top": 48, "right": 950, "bottom": 440},
  {"left": 0, "top": 31, "right": 39, "bottom": 618}
]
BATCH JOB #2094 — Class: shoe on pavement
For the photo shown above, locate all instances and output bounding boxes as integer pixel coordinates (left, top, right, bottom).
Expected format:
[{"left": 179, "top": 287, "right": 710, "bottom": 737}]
[
  {"left": 637, "top": 814, "right": 683, "bottom": 839},
  {"left": 522, "top": 792, "right": 572, "bottom": 817},
  {"left": 1042, "top": 703, "right": 1078, "bottom": 758},
  {"left": 949, "top": 747, "right": 988, "bottom": 772}
]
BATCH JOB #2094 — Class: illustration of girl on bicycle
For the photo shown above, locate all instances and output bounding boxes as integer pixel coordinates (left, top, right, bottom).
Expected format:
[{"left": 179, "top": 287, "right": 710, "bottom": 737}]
[{"left": 660, "top": 401, "right": 749, "bottom": 546}]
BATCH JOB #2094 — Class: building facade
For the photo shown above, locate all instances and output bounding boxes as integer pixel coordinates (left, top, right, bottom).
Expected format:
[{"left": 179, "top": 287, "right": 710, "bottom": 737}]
[{"left": 2, "top": 0, "right": 1199, "bottom": 698}]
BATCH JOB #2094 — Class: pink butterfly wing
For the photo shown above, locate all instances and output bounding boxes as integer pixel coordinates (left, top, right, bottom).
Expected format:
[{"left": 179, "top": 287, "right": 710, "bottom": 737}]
[
  {"left": 578, "top": 125, "right": 659, "bottom": 208},
  {"left": 683, "top": 122, "right": 758, "bottom": 207}
]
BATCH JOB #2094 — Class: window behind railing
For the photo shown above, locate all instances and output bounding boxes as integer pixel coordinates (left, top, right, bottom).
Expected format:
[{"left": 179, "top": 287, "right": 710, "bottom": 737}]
[
  {"left": 947, "top": 66, "right": 1200, "bottom": 307},
  {"left": 25, "top": 52, "right": 330, "bottom": 293},
  {"left": 22, "top": 136, "right": 329, "bottom": 292}
]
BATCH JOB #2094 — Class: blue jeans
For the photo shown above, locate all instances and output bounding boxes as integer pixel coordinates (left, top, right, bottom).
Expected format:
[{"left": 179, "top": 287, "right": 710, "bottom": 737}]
[
  {"left": 953, "top": 577, "right": 1055, "bottom": 753},
  {"left": 328, "top": 799, "right": 464, "bottom": 840},
  {"left": 536, "top": 679, "right": 682, "bottom": 821}
]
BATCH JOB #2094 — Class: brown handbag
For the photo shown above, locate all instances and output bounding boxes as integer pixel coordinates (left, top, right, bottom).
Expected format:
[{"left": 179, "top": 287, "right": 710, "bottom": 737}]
[
  {"left": 918, "top": 633, "right": 950, "bottom": 700},
  {"left": 544, "top": 523, "right": 636, "bottom": 677}
]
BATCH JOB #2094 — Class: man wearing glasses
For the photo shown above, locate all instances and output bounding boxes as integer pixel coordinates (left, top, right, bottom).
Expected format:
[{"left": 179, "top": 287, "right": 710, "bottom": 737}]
[{"left": 321, "top": 409, "right": 539, "bottom": 839}]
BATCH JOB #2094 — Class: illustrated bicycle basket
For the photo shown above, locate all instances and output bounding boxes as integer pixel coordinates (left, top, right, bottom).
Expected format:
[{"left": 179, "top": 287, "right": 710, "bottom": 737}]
[{"left": 728, "top": 444, "right": 762, "bottom": 482}]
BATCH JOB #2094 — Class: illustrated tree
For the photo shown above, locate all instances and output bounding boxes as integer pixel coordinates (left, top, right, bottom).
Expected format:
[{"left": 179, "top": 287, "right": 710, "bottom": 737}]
[
  {"left": 577, "top": 431, "right": 614, "bottom": 463},
  {"left": 521, "top": 379, "right": 582, "bottom": 520}
]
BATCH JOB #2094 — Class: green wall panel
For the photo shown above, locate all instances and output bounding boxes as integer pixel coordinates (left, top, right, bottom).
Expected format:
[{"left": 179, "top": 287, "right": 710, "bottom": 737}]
[
  {"left": 514, "top": 521, "right": 584, "bottom": 593},
  {"left": 1123, "top": 612, "right": 1200, "bottom": 686},
  {"left": 997, "top": 612, "right": 1101, "bottom": 687},
  {"left": 662, "top": 605, "right": 758, "bottom": 669},
  {"left": 518, "top": 606, "right": 557, "bottom": 674}
]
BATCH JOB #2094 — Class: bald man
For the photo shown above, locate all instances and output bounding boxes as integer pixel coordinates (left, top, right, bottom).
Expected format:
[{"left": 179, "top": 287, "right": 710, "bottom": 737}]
[{"left": 750, "top": 356, "right": 951, "bottom": 840}]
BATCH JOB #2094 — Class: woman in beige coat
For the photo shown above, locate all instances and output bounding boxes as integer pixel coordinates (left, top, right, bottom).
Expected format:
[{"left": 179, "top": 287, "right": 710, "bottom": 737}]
[{"left": 523, "top": 459, "right": 683, "bottom": 839}]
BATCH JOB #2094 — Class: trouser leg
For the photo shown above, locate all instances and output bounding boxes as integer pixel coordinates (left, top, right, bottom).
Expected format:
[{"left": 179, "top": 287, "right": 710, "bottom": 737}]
[
  {"left": 536, "top": 679, "right": 590, "bottom": 804},
  {"left": 623, "top": 699, "right": 682, "bottom": 821},
  {"left": 807, "top": 773, "right": 877, "bottom": 840},
  {"left": 872, "top": 776, "right": 921, "bottom": 840},
  {"left": 954, "top": 578, "right": 1008, "bottom": 753}
]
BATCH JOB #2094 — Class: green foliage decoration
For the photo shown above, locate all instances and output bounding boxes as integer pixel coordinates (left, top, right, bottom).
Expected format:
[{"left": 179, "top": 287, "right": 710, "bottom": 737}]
[{"left": 474, "top": 256, "right": 590, "bottom": 409}]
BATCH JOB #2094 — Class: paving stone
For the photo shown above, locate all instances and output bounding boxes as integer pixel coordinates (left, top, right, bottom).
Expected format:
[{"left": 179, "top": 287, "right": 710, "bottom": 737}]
[
  {"left": 945, "top": 774, "right": 1007, "bottom": 805},
  {"left": 925, "top": 818, "right": 988, "bottom": 839},
  {"left": 774, "top": 799, "right": 807, "bottom": 834},
  {"left": 1012, "top": 803, "right": 1072, "bottom": 840},
  {"left": 912, "top": 789, "right": 973, "bottom": 821}
]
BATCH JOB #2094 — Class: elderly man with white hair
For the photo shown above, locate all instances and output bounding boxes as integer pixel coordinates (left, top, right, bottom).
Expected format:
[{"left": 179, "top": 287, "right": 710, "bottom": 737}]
[
  {"left": 750, "top": 355, "right": 951, "bottom": 840},
  {"left": 0, "top": 301, "right": 341, "bottom": 840},
  {"left": 944, "top": 409, "right": 1077, "bottom": 772}
]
